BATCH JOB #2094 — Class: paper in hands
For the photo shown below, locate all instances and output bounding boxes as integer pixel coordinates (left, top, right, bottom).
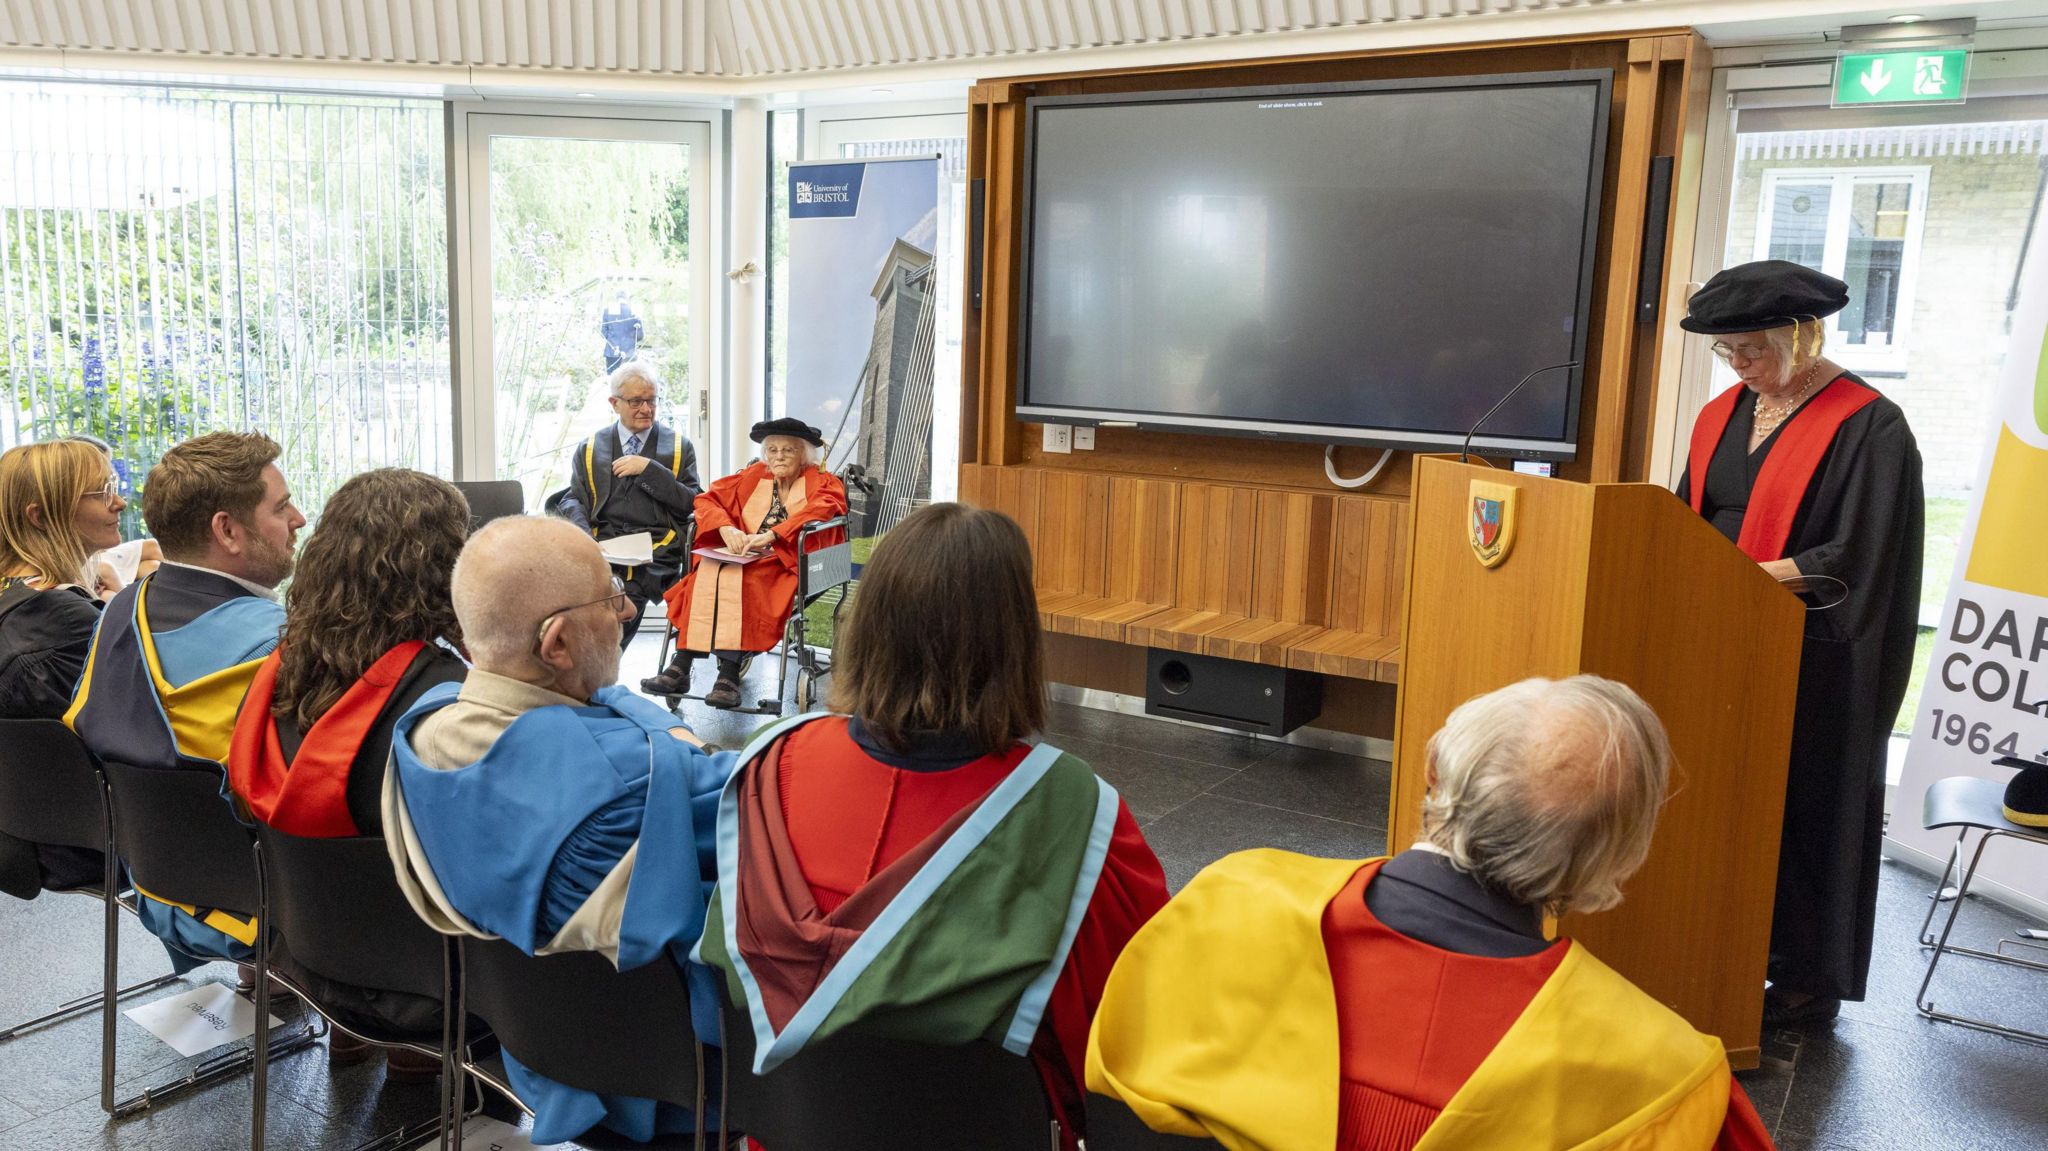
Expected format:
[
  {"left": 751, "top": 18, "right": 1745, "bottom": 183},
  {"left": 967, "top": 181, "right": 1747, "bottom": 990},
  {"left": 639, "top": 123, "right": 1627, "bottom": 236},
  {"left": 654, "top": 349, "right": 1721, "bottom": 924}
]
[
  {"left": 694, "top": 546, "right": 763, "bottom": 565},
  {"left": 598, "top": 532, "right": 654, "bottom": 567}
]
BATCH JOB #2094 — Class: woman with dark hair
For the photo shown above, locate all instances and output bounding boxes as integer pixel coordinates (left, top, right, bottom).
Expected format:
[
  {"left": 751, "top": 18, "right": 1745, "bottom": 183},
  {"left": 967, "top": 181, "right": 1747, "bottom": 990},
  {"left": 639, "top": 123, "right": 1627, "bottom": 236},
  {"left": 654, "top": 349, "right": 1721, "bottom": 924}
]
[
  {"left": 0, "top": 440, "right": 128, "bottom": 898},
  {"left": 229, "top": 468, "right": 471, "bottom": 838},
  {"left": 226, "top": 467, "right": 470, "bottom": 1071},
  {"left": 694, "top": 503, "right": 1168, "bottom": 1147}
]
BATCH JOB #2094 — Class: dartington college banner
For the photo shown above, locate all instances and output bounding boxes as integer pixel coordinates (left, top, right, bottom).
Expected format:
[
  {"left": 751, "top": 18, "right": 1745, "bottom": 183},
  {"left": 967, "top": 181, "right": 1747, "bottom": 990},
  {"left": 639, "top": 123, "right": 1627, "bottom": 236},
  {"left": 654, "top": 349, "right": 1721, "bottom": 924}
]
[
  {"left": 1890, "top": 238, "right": 2048, "bottom": 912},
  {"left": 784, "top": 156, "right": 939, "bottom": 535}
]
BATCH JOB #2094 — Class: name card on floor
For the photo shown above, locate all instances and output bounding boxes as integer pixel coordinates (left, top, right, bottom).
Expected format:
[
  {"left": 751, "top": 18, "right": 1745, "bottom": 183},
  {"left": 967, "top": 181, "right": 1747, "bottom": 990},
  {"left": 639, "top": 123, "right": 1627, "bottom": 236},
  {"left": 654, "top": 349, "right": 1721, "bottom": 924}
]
[
  {"left": 415, "top": 1117, "right": 567, "bottom": 1150},
  {"left": 123, "top": 982, "right": 283, "bottom": 1058}
]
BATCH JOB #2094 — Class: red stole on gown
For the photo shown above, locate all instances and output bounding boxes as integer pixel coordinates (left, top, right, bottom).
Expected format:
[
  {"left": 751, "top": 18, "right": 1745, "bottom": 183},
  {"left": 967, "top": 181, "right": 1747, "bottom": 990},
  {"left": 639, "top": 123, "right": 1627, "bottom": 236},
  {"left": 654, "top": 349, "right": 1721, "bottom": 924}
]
[
  {"left": 1685, "top": 376, "right": 1879, "bottom": 562},
  {"left": 1325, "top": 862, "right": 1775, "bottom": 1151},
  {"left": 1323, "top": 863, "right": 1567, "bottom": 1148},
  {"left": 227, "top": 641, "right": 424, "bottom": 838},
  {"left": 775, "top": 718, "right": 1169, "bottom": 1144}
]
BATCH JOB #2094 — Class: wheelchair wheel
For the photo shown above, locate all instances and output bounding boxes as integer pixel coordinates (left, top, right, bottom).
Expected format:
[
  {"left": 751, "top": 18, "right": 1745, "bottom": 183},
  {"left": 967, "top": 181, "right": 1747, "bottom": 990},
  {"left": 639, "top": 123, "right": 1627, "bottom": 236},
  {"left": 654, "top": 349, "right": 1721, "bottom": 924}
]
[{"left": 794, "top": 668, "right": 814, "bottom": 712}]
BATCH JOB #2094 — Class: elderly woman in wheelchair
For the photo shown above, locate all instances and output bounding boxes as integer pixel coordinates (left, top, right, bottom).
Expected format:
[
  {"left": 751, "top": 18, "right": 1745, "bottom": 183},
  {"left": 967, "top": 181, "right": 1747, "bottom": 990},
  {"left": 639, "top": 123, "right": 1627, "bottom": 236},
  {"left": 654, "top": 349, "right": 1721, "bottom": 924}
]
[{"left": 641, "top": 418, "right": 847, "bottom": 709}]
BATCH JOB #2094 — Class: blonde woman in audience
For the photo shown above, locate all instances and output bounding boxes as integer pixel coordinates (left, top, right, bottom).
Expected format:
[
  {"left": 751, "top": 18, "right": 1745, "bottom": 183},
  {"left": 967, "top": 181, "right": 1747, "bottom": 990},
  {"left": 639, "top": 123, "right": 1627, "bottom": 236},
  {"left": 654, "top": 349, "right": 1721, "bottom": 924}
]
[{"left": 0, "top": 440, "right": 126, "bottom": 897}]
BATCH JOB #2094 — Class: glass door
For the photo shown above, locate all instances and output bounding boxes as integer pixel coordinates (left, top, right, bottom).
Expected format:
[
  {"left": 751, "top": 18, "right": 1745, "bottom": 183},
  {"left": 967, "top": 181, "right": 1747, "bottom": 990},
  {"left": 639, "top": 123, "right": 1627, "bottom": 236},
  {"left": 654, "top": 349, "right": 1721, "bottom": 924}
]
[{"left": 459, "top": 112, "right": 713, "bottom": 505}]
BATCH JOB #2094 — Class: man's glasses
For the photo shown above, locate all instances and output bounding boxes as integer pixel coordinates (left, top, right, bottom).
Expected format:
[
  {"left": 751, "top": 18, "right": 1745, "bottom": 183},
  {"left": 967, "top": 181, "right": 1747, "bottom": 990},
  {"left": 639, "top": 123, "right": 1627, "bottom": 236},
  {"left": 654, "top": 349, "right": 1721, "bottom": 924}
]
[
  {"left": 612, "top": 396, "right": 658, "bottom": 409},
  {"left": 1709, "top": 341, "right": 1772, "bottom": 364},
  {"left": 535, "top": 575, "right": 634, "bottom": 642},
  {"left": 81, "top": 477, "right": 120, "bottom": 507}
]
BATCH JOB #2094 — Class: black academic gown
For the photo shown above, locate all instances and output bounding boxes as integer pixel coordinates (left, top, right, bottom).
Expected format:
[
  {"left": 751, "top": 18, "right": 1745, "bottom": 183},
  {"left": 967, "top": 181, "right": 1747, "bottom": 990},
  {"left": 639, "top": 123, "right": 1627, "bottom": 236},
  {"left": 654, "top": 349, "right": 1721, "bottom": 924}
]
[
  {"left": 558, "top": 422, "right": 702, "bottom": 588},
  {"left": 1677, "top": 376, "right": 1924, "bottom": 1002}
]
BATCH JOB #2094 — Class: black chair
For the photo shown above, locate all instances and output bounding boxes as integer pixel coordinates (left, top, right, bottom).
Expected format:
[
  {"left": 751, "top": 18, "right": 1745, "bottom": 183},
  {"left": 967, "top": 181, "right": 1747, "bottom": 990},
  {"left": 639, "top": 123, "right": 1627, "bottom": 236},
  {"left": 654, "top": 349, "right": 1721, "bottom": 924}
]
[
  {"left": 452, "top": 480, "right": 526, "bottom": 534},
  {"left": 453, "top": 937, "right": 705, "bottom": 1150},
  {"left": 97, "top": 758, "right": 322, "bottom": 1118},
  {"left": 1085, "top": 1094, "right": 1225, "bottom": 1149},
  {"left": 0, "top": 720, "right": 180, "bottom": 1108},
  {"left": 251, "top": 823, "right": 460, "bottom": 1151},
  {"left": 717, "top": 986, "right": 1060, "bottom": 1151},
  {"left": 1914, "top": 775, "right": 2048, "bottom": 1046},
  {"left": 655, "top": 515, "right": 853, "bottom": 715}
]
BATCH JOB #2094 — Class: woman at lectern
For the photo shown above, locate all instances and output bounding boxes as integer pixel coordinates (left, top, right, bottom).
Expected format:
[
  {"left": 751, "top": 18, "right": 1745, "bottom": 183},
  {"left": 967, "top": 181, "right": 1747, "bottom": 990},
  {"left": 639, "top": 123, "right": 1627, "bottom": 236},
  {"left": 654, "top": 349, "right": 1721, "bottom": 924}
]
[
  {"left": 1675, "top": 260, "right": 1924, "bottom": 1028},
  {"left": 641, "top": 418, "right": 846, "bottom": 708}
]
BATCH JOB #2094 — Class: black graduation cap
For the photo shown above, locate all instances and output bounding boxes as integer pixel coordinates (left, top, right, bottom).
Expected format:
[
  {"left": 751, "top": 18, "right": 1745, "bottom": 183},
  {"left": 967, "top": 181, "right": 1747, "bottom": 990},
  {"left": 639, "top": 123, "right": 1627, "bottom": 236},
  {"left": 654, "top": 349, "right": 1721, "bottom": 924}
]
[
  {"left": 750, "top": 417, "right": 825, "bottom": 447},
  {"left": 1995, "top": 749, "right": 2048, "bottom": 829},
  {"left": 1679, "top": 260, "right": 1851, "bottom": 335}
]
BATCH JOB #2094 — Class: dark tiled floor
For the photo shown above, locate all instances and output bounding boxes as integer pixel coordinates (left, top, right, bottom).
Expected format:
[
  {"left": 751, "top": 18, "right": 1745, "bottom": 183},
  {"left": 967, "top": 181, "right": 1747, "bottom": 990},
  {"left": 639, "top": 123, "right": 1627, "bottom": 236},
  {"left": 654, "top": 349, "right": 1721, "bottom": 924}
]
[{"left": 5, "top": 681, "right": 2048, "bottom": 1148}]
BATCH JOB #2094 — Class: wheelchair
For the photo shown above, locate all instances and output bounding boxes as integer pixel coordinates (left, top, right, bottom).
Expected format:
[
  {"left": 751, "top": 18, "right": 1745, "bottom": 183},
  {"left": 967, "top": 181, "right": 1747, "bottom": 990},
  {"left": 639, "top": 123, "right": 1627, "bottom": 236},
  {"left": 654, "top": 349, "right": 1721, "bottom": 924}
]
[{"left": 652, "top": 515, "right": 853, "bottom": 716}]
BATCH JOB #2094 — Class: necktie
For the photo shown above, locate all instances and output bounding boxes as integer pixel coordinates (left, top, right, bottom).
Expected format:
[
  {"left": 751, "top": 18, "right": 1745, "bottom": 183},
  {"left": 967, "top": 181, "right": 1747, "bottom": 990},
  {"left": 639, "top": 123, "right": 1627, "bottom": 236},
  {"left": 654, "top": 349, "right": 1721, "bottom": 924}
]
[{"left": 624, "top": 434, "right": 642, "bottom": 456}]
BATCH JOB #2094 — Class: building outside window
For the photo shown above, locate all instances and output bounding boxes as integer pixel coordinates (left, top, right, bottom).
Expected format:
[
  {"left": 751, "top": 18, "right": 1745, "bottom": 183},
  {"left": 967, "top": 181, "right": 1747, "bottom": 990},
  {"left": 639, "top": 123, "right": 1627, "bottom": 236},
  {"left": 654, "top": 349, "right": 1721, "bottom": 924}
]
[{"left": 1753, "top": 166, "right": 1929, "bottom": 373}]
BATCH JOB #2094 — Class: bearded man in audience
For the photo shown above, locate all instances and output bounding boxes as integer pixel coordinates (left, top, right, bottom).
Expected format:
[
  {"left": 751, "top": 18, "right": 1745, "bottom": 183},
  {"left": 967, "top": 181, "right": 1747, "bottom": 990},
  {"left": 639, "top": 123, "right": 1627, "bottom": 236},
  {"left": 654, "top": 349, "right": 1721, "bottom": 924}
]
[
  {"left": 383, "top": 515, "right": 732, "bottom": 1145},
  {"left": 1087, "top": 676, "right": 1775, "bottom": 1151},
  {"left": 67, "top": 431, "right": 305, "bottom": 969}
]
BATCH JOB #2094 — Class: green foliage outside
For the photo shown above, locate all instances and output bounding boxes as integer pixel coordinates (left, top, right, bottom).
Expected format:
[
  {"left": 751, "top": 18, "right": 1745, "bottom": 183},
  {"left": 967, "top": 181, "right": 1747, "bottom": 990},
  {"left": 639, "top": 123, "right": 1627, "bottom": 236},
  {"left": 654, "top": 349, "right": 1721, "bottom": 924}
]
[{"left": 1, "top": 89, "right": 450, "bottom": 532}]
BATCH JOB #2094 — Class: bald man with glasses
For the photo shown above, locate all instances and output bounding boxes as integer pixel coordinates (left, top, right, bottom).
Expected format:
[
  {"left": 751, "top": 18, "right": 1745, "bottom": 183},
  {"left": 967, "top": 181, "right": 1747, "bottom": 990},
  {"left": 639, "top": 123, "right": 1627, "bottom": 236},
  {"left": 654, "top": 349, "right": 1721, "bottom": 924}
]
[{"left": 383, "top": 516, "right": 736, "bottom": 1145}]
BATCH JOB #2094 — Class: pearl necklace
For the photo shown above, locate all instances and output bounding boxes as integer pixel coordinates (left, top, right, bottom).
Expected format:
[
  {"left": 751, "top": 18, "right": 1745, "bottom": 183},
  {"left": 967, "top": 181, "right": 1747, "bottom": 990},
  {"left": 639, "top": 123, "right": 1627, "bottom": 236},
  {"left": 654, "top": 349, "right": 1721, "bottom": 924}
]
[{"left": 1752, "top": 362, "right": 1827, "bottom": 440}]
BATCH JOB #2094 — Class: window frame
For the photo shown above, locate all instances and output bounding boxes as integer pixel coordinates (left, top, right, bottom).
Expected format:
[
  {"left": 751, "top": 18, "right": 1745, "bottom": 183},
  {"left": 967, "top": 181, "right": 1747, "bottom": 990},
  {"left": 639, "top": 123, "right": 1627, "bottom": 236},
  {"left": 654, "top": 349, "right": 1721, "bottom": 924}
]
[{"left": 1750, "top": 164, "right": 1931, "bottom": 374}]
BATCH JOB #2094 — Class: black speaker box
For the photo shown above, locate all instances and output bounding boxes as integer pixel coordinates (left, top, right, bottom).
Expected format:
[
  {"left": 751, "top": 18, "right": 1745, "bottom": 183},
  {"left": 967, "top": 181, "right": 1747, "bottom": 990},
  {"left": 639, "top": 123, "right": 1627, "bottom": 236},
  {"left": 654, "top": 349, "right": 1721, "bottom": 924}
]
[{"left": 1143, "top": 648, "right": 1323, "bottom": 736}]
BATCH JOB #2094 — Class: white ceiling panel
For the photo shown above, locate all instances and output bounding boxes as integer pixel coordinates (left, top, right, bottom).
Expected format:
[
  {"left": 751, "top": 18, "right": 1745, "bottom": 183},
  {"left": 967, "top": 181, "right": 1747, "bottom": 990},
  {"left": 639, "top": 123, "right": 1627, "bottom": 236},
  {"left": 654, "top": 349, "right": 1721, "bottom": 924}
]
[{"left": 4, "top": 1, "right": 2020, "bottom": 80}]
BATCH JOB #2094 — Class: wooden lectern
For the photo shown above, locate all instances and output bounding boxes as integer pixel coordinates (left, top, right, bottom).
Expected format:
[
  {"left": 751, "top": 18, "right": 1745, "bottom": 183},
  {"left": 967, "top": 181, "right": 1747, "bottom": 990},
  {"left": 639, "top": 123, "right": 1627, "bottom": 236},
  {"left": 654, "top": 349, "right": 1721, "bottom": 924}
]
[{"left": 1390, "top": 457, "right": 1803, "bottom": 1069}]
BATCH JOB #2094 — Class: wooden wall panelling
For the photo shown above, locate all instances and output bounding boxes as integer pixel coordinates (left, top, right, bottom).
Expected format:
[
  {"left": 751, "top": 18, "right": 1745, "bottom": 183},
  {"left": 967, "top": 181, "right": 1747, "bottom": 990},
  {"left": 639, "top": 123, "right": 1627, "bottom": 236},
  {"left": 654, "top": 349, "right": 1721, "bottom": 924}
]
[
  {"left": 1060, "top": 477, "right": 1185, "bottom": 642},
  {"left": 1033, "top": 469, "right": 1113, "bottom": 623},
  {"left": 1638, "top": 32, "right": 1714, "bottom": 485},
  {"left": 1123, "top": 481, "right": 1258, "bottom": 653},
  {"left": 1584, "top": 40, "right": 1664, "bottom": 484},
  {"left": 970, "top": 93, "right": 1028, "bottom": 467},
  {"left": 1206, "top": 489, "right": 1334, "bottom": 666},
  {"left": 1292, "top": 495, "right": 1408, "bottom": 682}
]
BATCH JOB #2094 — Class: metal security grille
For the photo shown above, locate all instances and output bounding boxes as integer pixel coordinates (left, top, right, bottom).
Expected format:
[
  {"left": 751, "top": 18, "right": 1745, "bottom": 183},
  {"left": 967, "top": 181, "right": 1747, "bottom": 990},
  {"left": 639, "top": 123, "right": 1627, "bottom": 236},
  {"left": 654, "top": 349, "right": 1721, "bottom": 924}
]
[{"left": 0, "top": 81, "right": 449, "bottom": 529}]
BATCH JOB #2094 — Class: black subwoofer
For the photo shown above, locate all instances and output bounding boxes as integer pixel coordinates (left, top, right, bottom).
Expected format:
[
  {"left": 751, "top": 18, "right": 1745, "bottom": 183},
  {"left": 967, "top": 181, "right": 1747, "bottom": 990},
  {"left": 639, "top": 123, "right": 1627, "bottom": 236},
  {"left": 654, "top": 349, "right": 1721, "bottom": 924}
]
[{"left": 1143, "top": 648, "right": 1323, "bottom": 736}]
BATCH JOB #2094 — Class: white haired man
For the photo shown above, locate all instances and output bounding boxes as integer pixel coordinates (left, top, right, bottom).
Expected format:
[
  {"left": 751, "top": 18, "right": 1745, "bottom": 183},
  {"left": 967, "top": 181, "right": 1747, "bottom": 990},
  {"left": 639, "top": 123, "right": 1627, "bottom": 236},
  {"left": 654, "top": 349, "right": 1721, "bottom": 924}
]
[
  {"left": 1085, "top": 676, "right": 1775, "bottom": 1151},
  {"left": 383, "top": 516, "right": 734, "bottom": 1145},
  {"left": 556, "top": 360, "right": 701, "bottom": 647}
]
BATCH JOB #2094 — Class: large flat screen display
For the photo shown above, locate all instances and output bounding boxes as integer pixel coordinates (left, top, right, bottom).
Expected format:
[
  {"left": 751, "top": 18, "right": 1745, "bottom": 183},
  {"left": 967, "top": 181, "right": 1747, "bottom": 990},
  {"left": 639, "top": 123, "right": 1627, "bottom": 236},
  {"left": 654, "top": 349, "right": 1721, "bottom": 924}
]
[{"left": 1016, "top": 71, "right": 1612, "bottom": 460}]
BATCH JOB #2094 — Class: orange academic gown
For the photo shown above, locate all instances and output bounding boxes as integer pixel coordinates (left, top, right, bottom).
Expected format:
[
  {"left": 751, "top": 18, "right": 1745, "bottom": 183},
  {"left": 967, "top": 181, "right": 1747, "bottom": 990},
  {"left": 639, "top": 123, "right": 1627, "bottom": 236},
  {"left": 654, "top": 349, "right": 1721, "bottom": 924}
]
[{"left": 663, "top": 462, "right": 846, "bottom": 654}]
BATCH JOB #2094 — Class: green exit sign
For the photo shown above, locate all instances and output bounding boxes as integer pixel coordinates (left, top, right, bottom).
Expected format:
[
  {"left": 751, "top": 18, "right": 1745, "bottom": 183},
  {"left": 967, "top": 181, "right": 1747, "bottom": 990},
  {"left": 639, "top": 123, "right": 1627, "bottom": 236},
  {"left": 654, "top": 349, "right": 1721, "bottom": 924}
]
[{"left": 1834, "top": 48, "right": 1970, "bottom": 106}]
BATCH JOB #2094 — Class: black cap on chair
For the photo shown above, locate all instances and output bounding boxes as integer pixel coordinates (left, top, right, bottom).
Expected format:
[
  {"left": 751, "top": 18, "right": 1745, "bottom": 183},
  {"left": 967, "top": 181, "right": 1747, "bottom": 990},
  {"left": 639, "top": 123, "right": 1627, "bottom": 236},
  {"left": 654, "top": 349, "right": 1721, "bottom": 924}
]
[{"left": 1996, "top": 753, "right": 2048, "bottom": 828}]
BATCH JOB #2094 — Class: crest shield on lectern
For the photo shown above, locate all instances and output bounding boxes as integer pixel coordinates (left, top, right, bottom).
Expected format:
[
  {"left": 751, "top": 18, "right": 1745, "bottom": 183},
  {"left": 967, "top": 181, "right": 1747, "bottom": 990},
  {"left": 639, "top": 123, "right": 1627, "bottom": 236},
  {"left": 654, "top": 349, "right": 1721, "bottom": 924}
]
[{"left": 1469, "top": 480, "right": 1518, "bottom": 568}]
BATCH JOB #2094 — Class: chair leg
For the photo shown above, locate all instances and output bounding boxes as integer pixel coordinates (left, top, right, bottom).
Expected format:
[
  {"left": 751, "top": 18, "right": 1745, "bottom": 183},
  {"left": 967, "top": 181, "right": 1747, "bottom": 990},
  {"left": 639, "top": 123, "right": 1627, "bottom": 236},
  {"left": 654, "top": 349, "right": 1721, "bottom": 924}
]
[
  {"left": 252, "top": 842, "right": 270, "bottom": 1151},
  {"left": 100, "top": 786, "right": 120, "bottom": 1114},
  {"left": 0, "top": 969, "right": 182, "bottom": 1042},
  {"left": 440, "top": 936, "right": 456, "bottom": 1150},
  {"left": 111, "top": 1014, "right": 324, "bottom": 1118},
  {"left": 694, "top": 1040, "right": 707, "bottom": 1151},
  {"left": 1915, "top": 831, "right": 2048, "bottom": 1047},
  {"left": 717, "top": 1009, "right": 729, "bottom": 1151},
  {"left": 1917, "top": 830, "right": 1966, "bottom": 946},
  {"left": 450, "top": 940, "right": 468, "bottom": 1151}
]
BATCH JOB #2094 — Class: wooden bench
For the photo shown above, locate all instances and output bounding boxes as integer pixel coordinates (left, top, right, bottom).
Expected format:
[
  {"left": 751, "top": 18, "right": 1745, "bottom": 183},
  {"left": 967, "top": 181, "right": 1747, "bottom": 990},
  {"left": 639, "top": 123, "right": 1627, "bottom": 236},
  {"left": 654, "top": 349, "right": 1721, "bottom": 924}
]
[{"left": 959, "top": 465, "right": 1407, "bottom": 684}]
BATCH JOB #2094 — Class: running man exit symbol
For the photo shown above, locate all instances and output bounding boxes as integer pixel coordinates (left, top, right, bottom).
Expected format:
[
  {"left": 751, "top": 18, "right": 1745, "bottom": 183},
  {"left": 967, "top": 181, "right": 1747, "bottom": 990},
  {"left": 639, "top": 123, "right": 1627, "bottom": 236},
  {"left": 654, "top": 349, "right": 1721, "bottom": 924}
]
[
  {"left": 1914, "top": 55, "right": 1947, "bottom": 96},
  {"left": 1834, "top": 48, "right": 1969, "bottom": 106}
]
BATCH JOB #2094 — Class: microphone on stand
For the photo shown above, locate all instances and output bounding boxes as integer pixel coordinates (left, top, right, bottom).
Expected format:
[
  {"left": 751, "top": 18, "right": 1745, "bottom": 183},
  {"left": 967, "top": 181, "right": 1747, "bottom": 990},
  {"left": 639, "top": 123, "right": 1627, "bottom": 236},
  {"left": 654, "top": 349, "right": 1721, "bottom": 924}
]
[{"left": 1460, "top": 362, "right": 1580, "bottom": 463}]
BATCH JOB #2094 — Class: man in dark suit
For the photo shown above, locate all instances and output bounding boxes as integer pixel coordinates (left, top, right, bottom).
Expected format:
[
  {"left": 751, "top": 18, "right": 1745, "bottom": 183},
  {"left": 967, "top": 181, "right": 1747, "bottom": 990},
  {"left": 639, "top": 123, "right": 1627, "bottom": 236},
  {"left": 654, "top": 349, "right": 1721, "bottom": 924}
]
[{"left": 557, "top": 360, "right": 702, "bottom": 647}]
